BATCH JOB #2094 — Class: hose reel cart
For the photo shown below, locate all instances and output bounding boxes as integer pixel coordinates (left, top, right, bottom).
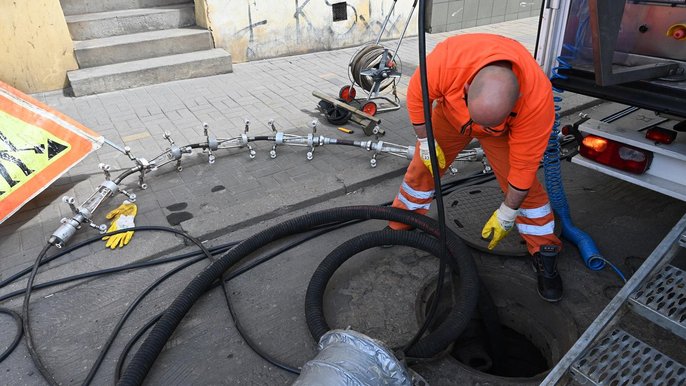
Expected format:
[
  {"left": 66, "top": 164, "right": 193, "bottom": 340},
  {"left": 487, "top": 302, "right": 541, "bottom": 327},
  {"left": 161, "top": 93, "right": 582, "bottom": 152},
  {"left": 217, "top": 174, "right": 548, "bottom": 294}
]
[{"left": 315, "top": 0, "right": 418, "bottom": 135}]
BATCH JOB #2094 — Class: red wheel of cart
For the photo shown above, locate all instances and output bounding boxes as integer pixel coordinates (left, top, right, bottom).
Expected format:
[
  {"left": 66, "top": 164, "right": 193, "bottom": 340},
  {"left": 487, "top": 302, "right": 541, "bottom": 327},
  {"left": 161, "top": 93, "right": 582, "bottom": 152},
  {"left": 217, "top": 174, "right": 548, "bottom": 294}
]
[
  {"left": 362, "top": 101, "right": 378, "bottom": 116},
  {"left": 339, "top": 86, "right": 356, "bottom": 102}
]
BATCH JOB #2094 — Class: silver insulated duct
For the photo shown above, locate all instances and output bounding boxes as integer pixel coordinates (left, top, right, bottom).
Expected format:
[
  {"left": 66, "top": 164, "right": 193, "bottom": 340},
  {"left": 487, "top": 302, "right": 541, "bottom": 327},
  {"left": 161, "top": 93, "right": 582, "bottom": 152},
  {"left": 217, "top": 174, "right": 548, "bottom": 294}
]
[{"left": 293, "top": 330, "right": 412, "bottom": 386}]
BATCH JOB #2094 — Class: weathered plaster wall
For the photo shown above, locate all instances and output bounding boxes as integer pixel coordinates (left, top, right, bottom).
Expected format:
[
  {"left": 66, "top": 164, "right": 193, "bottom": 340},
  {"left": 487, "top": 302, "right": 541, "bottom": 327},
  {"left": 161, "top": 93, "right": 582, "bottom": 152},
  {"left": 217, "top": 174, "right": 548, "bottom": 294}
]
[
  {"left": 205, "top": 0, "right": 418, "bottom": 63},
  {"left": 195, "top": 0, "right": 210, "bottom": 29},
  {"left": 0, "top": 0, "right": 78, "bottom": 93}
]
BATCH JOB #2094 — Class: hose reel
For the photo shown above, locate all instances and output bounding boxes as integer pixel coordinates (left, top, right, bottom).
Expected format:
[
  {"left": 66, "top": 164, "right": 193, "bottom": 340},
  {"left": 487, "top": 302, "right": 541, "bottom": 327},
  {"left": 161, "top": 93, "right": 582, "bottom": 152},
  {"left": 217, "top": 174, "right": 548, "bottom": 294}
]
[{"left": 349, "top": 44, "right": 399, "bottom": 94}]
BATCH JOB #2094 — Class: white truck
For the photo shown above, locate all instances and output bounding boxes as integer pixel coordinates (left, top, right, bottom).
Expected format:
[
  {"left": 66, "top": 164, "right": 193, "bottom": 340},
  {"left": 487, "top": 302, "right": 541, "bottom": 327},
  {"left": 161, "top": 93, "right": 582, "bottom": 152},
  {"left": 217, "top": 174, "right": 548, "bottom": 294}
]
[{"left": 535, "top": 1, "right": 686, "bottom": 384}]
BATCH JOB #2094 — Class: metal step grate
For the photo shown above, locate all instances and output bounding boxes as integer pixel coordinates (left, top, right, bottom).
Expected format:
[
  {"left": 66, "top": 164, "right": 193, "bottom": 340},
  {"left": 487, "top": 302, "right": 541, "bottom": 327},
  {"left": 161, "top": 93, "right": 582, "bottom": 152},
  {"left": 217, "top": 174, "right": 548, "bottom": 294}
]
[
  {"left": 571, "top": 329, "right": 686, "bottom": 385},
  {"left": 629, "top": 264, "right": 686, "bottom": 340}
]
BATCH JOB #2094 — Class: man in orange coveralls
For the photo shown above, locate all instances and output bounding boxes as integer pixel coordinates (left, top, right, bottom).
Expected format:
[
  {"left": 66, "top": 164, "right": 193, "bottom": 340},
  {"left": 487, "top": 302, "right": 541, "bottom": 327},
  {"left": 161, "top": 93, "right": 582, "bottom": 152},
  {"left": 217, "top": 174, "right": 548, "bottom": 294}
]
[{"left": 389, "top": 33, "right": 563, "bottom": 302}]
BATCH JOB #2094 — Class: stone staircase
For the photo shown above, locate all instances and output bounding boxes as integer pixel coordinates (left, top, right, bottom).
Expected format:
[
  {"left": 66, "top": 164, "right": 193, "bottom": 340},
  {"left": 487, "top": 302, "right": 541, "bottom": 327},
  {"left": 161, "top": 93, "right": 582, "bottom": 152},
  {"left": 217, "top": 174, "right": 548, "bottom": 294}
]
[{"left": 61, "top": 0, "right": 232, "bottom": 96}]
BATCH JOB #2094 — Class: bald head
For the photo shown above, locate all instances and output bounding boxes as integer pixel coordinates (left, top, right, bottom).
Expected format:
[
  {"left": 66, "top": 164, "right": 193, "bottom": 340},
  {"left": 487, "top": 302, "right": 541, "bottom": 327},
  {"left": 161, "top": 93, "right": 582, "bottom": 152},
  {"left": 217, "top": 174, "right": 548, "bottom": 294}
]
[{"left": 466, "top": 62, "right": 519, "bottom": 127}]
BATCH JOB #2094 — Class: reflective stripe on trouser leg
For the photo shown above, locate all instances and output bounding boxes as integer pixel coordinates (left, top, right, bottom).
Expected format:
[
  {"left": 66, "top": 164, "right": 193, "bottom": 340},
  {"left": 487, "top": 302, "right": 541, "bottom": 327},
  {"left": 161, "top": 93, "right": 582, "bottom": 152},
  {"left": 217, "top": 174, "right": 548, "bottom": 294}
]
[
  {"left": 516, "top": 202, "right": 560, "bottom": 255},
  {"left": 476, "top": 134, "right": 562, "bottom": 255},
  {"left": 389, "top": 104, "right": 473, "bottom": 231}
]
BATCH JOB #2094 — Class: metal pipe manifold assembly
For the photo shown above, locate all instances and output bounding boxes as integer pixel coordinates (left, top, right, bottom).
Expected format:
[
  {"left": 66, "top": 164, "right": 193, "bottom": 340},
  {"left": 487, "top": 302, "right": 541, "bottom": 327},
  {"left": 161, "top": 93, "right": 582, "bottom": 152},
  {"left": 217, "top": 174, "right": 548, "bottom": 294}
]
[{"left": 48, "top": 118, "right": 489, "bottom": 249}]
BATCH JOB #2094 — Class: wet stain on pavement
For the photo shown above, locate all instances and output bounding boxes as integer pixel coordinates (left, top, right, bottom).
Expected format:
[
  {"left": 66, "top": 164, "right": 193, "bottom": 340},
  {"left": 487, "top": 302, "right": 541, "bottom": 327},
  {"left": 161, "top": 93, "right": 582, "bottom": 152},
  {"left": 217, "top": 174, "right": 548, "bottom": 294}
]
[
  {"left": 211, "top": 185, "right": 226, "bottom": 193},
  {"left": 166, "top": 202, "right": 188, "bottom": 211},
  {"left": 167, "top": 211, "right": 193, "bottom": 226}
]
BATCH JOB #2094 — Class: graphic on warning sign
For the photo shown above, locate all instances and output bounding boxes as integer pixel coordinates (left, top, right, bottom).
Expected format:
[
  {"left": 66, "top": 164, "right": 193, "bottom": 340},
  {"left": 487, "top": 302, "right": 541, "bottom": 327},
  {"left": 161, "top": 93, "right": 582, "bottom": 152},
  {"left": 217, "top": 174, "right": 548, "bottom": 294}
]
[{"left": 0, "top": 81, "right": 103, "bottom": 224}]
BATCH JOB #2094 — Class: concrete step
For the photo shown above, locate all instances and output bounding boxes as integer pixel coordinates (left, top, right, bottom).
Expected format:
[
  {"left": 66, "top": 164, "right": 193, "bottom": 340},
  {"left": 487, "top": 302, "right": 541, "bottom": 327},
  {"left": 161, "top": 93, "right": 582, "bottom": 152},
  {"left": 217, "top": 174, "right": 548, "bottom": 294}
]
[
  {"left": 65, "top": 4, "right": 195, "bottom": 40},
  {"left": 60, "top": 0, "right": 191, "bottom": 16},
  {"left": 67, "top": 49, "right": 233, "bottom": 96},
  {"left": 74, "top": 28, "right": 212, "bottom": 68}
]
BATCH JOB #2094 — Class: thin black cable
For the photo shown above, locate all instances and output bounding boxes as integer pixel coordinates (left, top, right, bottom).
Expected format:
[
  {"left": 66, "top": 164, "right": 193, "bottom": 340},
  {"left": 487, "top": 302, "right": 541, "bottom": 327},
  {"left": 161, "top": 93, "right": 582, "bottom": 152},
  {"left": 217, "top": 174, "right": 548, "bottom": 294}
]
[
  {"left": 0, "top": 307, "right": 22, "bottom": 363},
  {"left": 84, "top": 258, "right": 207, "bottom": 385},
  {"left": 403, "top": 259, "right": 448, "bottom": 353},
  {"left": 17, "top": 227, "right": 211, "bottom": 386},
  {"left": 1, "top": 171, "right": 497, "bottom": 382},
  {"left": 0, "top": 242, "right": 237, "bottom": 304},
  {"left": 0, "top": 170, "right": 490, "bottom": 292},
  {"left": 218, "top": 223, "right": 362, "bottom": 375},
  {"left": 82, "top": 229, "right": 213, "bottom": 386},
  {"left": 113, "top": 222, "right": 363, "bottom": 382},
  {"left": 5, "top": 171, "right": 496, "bottom": 383},
  {"left": 22, "top": 243, "right": 58, "bottom": 385},
  {"left": 0, "top": 226, "right": 237, "bottom": 290},
  {"left": 404, "top": 0, "right": 450, "bottom": 355},
  {"left": 114, "top": 312, "right": 162, "bottom": 384}
]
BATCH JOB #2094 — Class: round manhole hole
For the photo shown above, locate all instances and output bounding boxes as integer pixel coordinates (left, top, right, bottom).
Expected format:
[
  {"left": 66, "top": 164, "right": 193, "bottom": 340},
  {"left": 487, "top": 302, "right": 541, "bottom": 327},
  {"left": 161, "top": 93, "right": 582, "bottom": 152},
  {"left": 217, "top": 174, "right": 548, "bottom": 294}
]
[
  {"left": 415, "top": 270, "right": 579, "bottom": 384},
  {"left": 445, "top": 185, "right": 561, "bottom": 257}
]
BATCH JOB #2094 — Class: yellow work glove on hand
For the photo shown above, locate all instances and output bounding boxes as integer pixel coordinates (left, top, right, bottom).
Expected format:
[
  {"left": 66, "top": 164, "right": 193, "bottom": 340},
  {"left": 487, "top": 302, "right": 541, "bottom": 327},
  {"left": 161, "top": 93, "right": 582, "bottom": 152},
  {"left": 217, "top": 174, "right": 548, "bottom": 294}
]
[
  {"left": 102, "top": 200, "right": 137, "bottom": 249},
  {"left": 418, "top": 137, "right": 446, "bottom": 176},
  {"left": 481, "top": 202, "right": 519, "bottom": 250}
]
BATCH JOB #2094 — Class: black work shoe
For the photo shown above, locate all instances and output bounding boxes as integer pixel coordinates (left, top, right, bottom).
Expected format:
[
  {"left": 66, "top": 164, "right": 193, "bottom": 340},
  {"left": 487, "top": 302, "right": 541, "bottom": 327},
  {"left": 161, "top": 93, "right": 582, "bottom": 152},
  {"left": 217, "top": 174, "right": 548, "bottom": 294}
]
[{"left": 531, "top": 245, "right": 563, "bottom": 302}]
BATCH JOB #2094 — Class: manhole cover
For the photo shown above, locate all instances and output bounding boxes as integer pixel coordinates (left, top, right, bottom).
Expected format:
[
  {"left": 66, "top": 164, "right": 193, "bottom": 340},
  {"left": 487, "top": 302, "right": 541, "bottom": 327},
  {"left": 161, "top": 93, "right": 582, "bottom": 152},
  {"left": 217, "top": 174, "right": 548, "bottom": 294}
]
[{"left": 445, "top": 185, "right": 560, "bottom": 257}]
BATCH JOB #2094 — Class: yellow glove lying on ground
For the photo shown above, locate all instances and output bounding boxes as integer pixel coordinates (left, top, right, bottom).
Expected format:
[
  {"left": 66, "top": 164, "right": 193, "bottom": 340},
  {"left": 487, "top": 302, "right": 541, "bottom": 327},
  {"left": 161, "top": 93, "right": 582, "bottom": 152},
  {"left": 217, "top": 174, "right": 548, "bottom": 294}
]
[
  {"left": 102, "top": 200, "right": 137, "bottom": 249},
  {"left": 418, "top": 138, "right": 446, "bottom": 176},
  {"left": 481, "top": 202, "right": 519, "bottom": 250}
]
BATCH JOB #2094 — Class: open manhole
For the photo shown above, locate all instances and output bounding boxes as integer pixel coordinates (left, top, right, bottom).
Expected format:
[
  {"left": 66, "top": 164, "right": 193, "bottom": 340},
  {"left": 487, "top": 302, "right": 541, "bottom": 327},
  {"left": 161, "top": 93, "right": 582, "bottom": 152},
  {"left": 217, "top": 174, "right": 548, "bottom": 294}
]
[
  {"left": 444, "top": 185, "right": 561, "bottom": 257},
  {"left": 415, "top": 270, "right": 579, "bottom": 384}
]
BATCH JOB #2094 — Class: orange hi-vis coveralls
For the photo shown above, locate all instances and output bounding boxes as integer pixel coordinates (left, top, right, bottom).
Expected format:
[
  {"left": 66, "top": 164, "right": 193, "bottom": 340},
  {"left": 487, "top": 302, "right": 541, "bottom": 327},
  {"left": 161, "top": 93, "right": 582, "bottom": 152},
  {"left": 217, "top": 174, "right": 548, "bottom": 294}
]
[{"left": 390, "top": 33, "right": 562, "bottom": 255}]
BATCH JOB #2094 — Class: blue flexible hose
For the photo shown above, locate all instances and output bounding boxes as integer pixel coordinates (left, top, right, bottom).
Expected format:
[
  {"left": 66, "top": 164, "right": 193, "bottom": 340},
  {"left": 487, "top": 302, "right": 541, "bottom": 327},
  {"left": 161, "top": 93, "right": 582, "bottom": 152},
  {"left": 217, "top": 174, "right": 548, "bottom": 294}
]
[{"left": 544, "top": 56, "right": 606, "bottom": 272}]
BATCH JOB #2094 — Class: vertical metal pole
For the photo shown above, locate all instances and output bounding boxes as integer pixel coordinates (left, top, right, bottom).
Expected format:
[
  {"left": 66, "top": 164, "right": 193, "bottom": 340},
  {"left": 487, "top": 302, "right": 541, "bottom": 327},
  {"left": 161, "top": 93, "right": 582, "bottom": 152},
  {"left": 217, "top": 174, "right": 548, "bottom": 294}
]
[
  {"left": 375, "top": 0, "right": 399, "bottom": 44},
  {"left": 390, "top": 0, "right": 419, "bottom": 62}
]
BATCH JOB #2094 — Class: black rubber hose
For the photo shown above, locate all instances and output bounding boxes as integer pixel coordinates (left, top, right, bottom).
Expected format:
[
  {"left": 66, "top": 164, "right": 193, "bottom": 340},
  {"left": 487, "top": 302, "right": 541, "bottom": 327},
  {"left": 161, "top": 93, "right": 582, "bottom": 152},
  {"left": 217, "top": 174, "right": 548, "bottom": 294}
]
[
  {"left": 1, "top": 226, "right": 235, "bottom": 290},
  {"left": 476, "top": 280, "right": 506, "bottom": 374},
  {"left": 114, "top": 312, "right": 162, "bottom": 384},
  {"left": 82, "top": 231, "right": 212, "bottom": 386},
  {"left": 304, "top": 229, "right": 476, "bottom": 358},
  {"left": 0, "top": 243, "right": 237, "bottom": 304},
  {"left": 218, "top": 219, "right": 364, "bottom": 376},
  {"left": 19, "top": 227, "right": 209, "bottom": 386},
  {"left": 22, "top": 244, "right": 58, "bottom": 385},
  {"left": 114, "top": 219, "right": 365, "bottom": 382},
  {"left": 117, "top": 205, "right": 478, "bottom": 385},
  {"left": 0, "top": 308, "right": 22, "bottom": 363}
]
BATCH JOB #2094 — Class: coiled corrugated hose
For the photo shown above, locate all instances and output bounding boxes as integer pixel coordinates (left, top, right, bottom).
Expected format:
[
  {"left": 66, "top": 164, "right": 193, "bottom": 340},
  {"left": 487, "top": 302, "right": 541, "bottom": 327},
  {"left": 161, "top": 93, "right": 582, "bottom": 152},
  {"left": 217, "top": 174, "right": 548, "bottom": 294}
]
[
  {"left": 545, "top": 56, "right": 604, "bottom": 271},
  {"left": 117, "top": 206, "right": 479, "bottom": 385}
]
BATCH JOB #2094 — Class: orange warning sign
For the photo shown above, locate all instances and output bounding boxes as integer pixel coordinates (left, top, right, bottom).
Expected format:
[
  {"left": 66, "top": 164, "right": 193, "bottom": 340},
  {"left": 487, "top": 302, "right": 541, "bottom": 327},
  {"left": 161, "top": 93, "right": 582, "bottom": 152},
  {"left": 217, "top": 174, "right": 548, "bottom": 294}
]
[{"left": 0, "top": 81, "right": 102, "bottom": 224}]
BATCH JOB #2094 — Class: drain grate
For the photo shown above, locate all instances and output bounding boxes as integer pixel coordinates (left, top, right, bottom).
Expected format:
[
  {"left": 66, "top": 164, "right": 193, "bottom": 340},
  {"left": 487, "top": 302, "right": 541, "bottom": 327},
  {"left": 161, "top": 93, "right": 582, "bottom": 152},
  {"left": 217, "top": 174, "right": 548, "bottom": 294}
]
[
  {"left": 571, "top": 329, "right": 686, "bottom": 386},
  {"left": 629, "top": 264, "right": 686, "bottom": 340}
]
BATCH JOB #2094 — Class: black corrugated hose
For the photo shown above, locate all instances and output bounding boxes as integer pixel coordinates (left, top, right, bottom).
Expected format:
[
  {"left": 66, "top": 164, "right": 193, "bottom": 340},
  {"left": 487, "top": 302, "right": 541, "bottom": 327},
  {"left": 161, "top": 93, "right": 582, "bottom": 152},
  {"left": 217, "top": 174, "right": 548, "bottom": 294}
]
[
  {"left": 305, "top": 229, "right": 478, "bottom": 358},
  {"left": 116, "top": 206, "right": 479, "bottom": 385}
]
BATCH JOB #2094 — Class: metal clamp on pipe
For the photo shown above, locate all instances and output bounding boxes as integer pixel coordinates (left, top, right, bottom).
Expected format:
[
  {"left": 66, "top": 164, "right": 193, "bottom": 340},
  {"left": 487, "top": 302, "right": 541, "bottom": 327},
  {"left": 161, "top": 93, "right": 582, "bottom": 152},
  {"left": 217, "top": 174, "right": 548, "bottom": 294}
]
[{"left": 49, "top": 179, "right": 119, "bottom": 248}]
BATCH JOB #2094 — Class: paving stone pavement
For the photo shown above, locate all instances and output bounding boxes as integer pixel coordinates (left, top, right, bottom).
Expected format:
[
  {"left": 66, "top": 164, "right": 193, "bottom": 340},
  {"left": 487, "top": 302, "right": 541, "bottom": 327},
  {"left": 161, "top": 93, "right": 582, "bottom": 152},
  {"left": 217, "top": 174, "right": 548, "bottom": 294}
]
[{"left": 0, "top": 16, "right": 597, "bottom": 279}]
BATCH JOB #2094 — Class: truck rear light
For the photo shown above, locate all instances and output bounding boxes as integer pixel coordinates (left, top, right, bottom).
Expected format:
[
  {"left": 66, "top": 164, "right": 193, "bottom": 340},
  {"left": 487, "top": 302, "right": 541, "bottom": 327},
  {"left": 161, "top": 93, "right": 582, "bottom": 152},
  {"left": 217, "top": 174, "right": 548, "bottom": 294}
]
[
  {"left": 645, "top": 127, "right": 677, "bottom": 144},
  {"left": 579, "top": 135, "right": 652, "bottom": 174}
]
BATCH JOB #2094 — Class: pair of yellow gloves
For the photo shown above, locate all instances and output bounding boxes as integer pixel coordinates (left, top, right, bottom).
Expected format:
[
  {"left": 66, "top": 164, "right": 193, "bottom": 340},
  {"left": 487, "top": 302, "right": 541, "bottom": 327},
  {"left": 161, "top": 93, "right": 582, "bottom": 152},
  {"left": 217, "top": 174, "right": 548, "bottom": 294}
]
[
  {"left": 419, "top": 138, "right": 517, "bottom": 250},
  {"left": 102, "top": 200, "right": 137, "bottom": 249}
]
